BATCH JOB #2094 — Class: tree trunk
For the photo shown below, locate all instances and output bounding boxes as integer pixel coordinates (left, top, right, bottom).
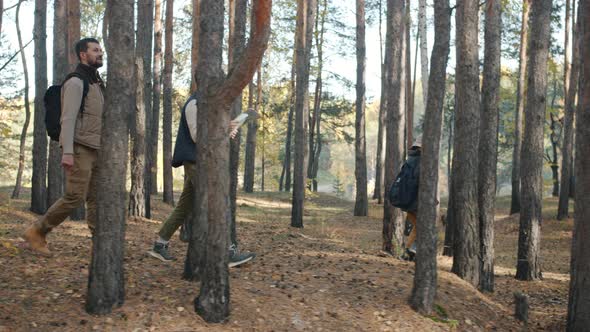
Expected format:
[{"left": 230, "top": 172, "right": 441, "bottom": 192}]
[
  {"left": 510, "top": 0, "right": 530, "bottom": 215},
  {"left": 192, "top": 0, "right": 271, "bottom": 322},
  {"left": 291, "top": 0, "right": 316, "bottom": 228},
  {"left": 12, "top": 0, "right": 32, "bottom": 199},
  {"left": 86, "top": 0, "right": 134, "bottom": 314},
  {"left": 567, "top": 3, "right": 590, "bottom": 328},
  {"left": 374, "top": 0, "right": 385, "bottom": 203},
  {"left": 516, "top": 0, "right": 552, "bottom": 282},
  {"left": 31, "top": 0, "right": 48, "bottom": 214},
  {"left": 0, "top": 0, "right": 3, "bottom": 38},
  {"left": 382, "top": 0, "right": 405, "bottom": 254},
  {"left": 280, "top": 50, "right": 296, "bottom": 192},
  {"left": 418, "top": 0, "right": 428, "bottom": 105},
  {"left": 162, "top": 0, "right": 174, "bottom": 205},
  {"left": 150, "top": 0, "right": 163, "bottom": 195},
  {"left": 410, "top": 0, "right": 450, "bottom": 314},
  {"left": 130, "top": 0, "right": 153, "bottom": 218},
  {"left": 307, "top": 0, "right": 326, "bottom": 192},
  {"left": 450, "top": 0, "right": 481, "bottom": 288},
  {"left": 190, "top": 0, "right": 200, "bottom": 93},
  {"left": 243, "top": 67, "right": 261, "bottom": 193},
  {"left": 558, "top": 0, "right": 580, "bottom": 220},
  {"left": 354, "top": 0, "right": 368, "bottom": 216},
  {"left": 228, "top": 0, "right": 247, "bottom": 246},
  {"left": 405, "top": 0, "right": 412, "bottom": 149},
  {"left": 478, "top": 0, "right": 501, "bottom": 293},
  {"left": 47, "top": 0, "right": 67, "bottom": 208},
  {"left": 443, "top": 109, "right": 454, "bottom": 257},
  {"left": 129, "top": 58, "right": 146, "bottom": 217}
]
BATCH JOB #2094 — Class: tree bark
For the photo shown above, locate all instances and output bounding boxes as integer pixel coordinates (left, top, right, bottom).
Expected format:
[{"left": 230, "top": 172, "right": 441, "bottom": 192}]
[
  {"left": 567, "top": 3, "right": 590, "bottom": 328},
  {"left": 558, "top": 0, "right": 580, "bottom": 220},
  {"left": 405, "top": 0, "right": 412, "bottom": 149},
  {"left": 243, "top": 67, "right": 261, "bottom": 193},
  {"left": 291, "top": 0, "right": 316, "bottom": 228},
  {"left": 86, "top": 0, "right": 134, "bottom": 314},
  {"left": 48, "top": 0, "right": 67, "bottom": 208},
  {"left": 510, "top": 0, "right": 530, "bottom": 215},
  {"left": 410, "top": 0, "right": 450, "bottom": 314},
  {"left": 0, "top": 0, "right": 3, "bottom": 39},
  {"left": 162, "top": 0, "right": 174, "bottom": 205},
  {"left": 190, "top": 0, "right": 200, "bottom": 93},
  {"left": 228, "top": 0, "right": 247, "bottom": 246},
  {"left": 382, "top": 0, "right": 405, "bottom": 254},
  {"left": 12, "top": 0, "right": 32, "bottom": 199},
  {"left": 418, "top": 0, "right": 428, "bottom": 105},
  {"left": 478, "top": 0, "right": 501, "bottom": 293},
  {"left": 150, "top": 0, "right": 163, "bottom": 195},
  {"left": 450, "top": 0, "right": 481, "bottom": 288},
  {"left": 374, "top": 0, "right": 385, "bottom": 203},
  {"left": 192, "top": 0, "right": 271, "bottom": 322},
  {"left": 130, "top": 0, "right": 153, "bottom": 218},
  {"left": 516, "top": 0, "right": 552, "bottom": 281},
  {"left": 354, "top": 0, "right": 368, "bottom": 216},
  {"left": 31, "top": 0, "right": 48, "bottom": 214},
  {"left": 129, "top": 58, "right": 146, "bottom": 217}
]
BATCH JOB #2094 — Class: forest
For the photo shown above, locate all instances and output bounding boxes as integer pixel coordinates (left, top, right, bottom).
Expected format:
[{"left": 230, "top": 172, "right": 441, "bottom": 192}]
[{"left": 0, "top": 0, "right": 589, "bottom": 330}]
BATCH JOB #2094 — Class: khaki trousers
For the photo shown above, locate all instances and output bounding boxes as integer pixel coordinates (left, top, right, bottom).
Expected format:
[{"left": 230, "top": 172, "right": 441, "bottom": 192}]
[{"left": 38, "top": 143, "right": 98, "bottom": 233}]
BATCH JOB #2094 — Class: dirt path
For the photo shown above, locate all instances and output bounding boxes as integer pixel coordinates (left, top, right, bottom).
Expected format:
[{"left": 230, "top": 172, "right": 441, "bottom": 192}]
[{"left": 0, "top": 190, "right": 569, "bottom": 331}]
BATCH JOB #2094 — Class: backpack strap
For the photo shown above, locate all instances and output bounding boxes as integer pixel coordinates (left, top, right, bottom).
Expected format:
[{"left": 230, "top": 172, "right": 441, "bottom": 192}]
[{"left": 63, "top": 72, "right": 90, "bottom": 115}]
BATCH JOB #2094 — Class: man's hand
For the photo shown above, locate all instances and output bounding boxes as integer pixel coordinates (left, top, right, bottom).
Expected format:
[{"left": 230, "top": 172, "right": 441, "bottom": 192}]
[
  {"left": 61, "top": 154, "right": 74, "bottom": 173},
  {"left": 229, "top": 120, "right": 240, "bottom": 139}
]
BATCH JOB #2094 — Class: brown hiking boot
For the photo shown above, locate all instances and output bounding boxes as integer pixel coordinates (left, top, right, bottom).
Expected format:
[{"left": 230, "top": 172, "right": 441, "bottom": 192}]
[{"left": 23, "top": 225, "right": 51, "bottom": 256}]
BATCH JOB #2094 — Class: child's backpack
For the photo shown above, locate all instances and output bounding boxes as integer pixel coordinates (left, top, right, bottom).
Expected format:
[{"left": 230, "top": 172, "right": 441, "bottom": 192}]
[
  {"left": 44, "top": 73, "right": 89, "bottom": 141},
  {"left": 388, "top": 156, "right": 419, "bottom": 211}
]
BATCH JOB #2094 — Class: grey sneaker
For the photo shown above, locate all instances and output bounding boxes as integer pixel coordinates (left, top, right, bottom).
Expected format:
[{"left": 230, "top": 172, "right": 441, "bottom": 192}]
[
  {"left": 148, "top": 242, "right": 175, "bottom": 262},
  {"left": 228, "top": 244, "right": 255, "bottom": 268}
]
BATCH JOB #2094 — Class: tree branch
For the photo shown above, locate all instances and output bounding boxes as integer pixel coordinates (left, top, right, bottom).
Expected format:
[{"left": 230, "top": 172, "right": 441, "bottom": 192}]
[
  {"left": 0, "top": 37, "right": 32, "bottom": 73},
  {"left": 216, "top": 0, "right": 271, "bottom": 107}
]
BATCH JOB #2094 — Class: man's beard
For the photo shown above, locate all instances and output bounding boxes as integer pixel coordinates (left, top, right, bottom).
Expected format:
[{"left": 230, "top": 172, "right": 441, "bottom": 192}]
[{"left": 89, "top": 59, "right": 103, "bottom": 68}]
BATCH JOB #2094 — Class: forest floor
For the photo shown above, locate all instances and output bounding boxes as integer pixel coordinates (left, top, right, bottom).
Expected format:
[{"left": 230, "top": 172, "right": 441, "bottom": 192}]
[{"left": 0, "top": 187, "right": 573, "bottom": 331}]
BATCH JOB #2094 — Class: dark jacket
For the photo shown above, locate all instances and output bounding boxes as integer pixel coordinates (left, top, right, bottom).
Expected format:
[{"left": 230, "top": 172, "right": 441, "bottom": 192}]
[{"left": 171, "top": 94, "right": 199, "bottom": 168}]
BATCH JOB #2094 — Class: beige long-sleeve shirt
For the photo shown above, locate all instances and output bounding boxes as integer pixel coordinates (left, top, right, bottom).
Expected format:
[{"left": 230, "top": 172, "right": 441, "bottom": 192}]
[{"left": 60, "top": 78, "right": 84, "bottom": 154}]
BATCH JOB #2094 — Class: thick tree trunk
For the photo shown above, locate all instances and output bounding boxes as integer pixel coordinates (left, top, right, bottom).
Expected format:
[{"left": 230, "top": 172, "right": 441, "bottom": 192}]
[
  {"left": 478, "top": 0, "right": 501, "bottom": 293},
  {"left": 510, "top": 0, "right": 530, "bottom": 215},
  {"left": 291, "top": 0, "right": 316, "bottom": 228},
  {"left": 410, "top": 0, "right": 450, "bottom": 314},
  {"left": 150, "top": 0, "right": 163, "bottom": 195},
  {"left": 129, "top": 58, "right": 146, "bottom": 217},
  {"left": 567, "top": 3, "right": 590, "bottom": 328},
  {"left": 382, "top": 0, "right": 405, "bottom": 254},
  {"left": 418, "top": 0, "right": 428, "bottom": 105},
  {"left": 450, "top": 0, "right": 481, "bottom": 288},
  {"left": 243, "top": 67, "right": 261, "bottom": 193},
  {"left": 47, "top": 0, "right": 67, "bottom": 208},
  {"left": 12, "top": 0, "right": 32, "bottom": 199},
  {"left": 31, "top": 0, "right": 48, "bottom": 214},
  {"left": 516, "top": 0, "right": 552, "bottom": 281},
  {"left": 354, "top": 0, "right": 368, "bottom": 216},
  {"left": 162, "top": 0, "right": 174, "bottom": 205},
  {"left": 86, "top": 0, "right": 134, "bottom": 314},
  {"left": 192, "top": 0, "right": 271, "bottom": 322},
  {"left": 558, "top": 1, "right": 580, "bottom": 220}
]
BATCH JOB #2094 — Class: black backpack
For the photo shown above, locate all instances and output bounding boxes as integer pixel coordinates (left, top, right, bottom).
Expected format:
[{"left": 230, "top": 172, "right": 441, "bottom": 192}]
[
  {"left": 44, "top": 73, "right": 89, "bottom": 141},
  {"left": 388, "top": 156, "right": 420, "bottom": 211}
]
